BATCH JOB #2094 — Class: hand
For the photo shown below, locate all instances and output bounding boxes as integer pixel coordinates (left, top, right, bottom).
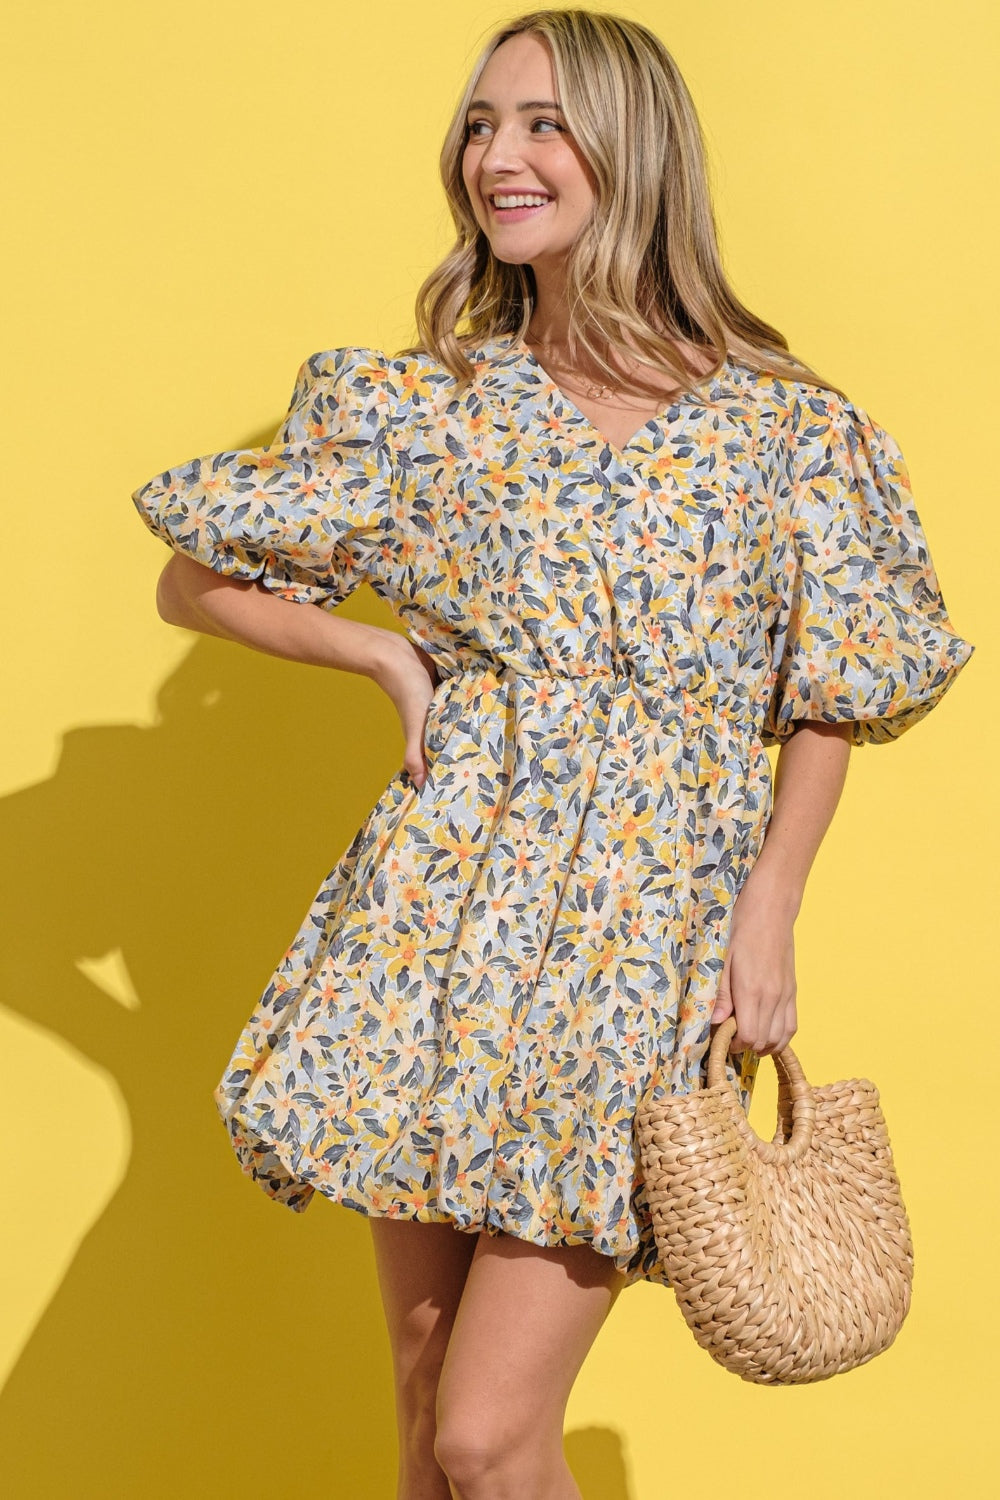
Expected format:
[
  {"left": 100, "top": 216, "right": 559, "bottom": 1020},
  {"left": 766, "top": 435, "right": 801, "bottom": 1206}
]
[
  {"left": 369, "top": 630, "right": 440, "bottom": 789},
  {"left": 710, "top": 870, "right": 798, "bottom": 1056}
]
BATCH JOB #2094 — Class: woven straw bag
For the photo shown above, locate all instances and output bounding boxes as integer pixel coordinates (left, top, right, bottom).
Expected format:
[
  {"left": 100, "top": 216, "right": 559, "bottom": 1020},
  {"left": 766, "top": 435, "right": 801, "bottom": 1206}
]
[{"left": 635, "top": 1016, "right": 914, "bottom": 1384}]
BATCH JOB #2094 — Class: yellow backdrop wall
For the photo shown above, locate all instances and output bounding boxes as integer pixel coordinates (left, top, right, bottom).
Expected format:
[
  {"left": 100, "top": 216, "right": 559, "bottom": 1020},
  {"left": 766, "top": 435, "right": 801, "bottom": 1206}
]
[{"left": 1, "top": 2, "right": 994, "bottom": 1496}]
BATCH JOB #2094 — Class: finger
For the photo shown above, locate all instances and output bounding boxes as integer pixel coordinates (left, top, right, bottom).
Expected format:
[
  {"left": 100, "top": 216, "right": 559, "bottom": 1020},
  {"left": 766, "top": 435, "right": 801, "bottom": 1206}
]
[
  {"left": 403, "top": 740, "right": 428, "bottom": 788},
  {"left": 759, "top": 993, "right": 797, "bottom": 1055},
  {"left": 711, "top": 952, "right": 733, "bottom": 1025},
  {"left": 730, "top": 1000, "right": 760, "bottom": 1055},
  {"left": 758, "top": 1004, "right": 784, "bottom": 1056},
  {"left": 776, "top": 995, "right": 798, "bottom": 1054},
  {"left": 736, "top": 996, "right": 789, "bottom": 1055},
  {"left": 710, "top": 992, "right": 733, "bottom": 1024}
]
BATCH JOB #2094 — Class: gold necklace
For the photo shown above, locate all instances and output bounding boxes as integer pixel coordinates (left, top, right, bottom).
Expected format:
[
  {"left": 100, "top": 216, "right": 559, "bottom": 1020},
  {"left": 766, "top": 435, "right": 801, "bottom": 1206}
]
[
  {"left": 579, "top": 378, "right": 618, "bottom": 401},
  {"left": 524, "top": 334, "right": 625, "bottom": 403},
  {"left": 547, "top": 371, "right": 622, "bottom": 402}
]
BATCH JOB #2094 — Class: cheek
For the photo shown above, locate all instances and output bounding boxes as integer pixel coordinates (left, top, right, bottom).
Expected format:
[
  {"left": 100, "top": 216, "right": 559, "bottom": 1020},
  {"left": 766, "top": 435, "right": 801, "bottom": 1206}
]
[
  {"left": 460, "top": 148, "right": 479, "bottom": 200},
  {"left": 571, "top": 176, "right": 597, "bottom": 223},
  {"left": 554, "top": 153, "right": 596, "bottom": 216}
]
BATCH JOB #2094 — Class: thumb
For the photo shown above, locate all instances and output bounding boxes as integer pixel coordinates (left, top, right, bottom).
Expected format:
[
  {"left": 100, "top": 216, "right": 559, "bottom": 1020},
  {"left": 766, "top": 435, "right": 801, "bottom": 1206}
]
[
  {"left": 710, "top": 962, "right": 733, "bottom": 1024},
  {"left": 402, "top": 736, "right": 428, "bottom": 789},
  {"left": 711, "top": 994, "right": 733, "bottom": 1024}
]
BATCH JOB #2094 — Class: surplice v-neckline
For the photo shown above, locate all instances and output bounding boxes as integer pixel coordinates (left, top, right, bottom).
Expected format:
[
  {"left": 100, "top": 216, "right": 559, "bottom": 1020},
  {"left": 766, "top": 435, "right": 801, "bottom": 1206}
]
[{"left": 509, "top": 335, "right": 725, "bottom": 461}]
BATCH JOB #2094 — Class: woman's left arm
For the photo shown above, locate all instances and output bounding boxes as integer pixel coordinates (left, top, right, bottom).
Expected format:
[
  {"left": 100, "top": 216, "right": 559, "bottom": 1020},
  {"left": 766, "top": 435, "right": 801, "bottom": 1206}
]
[{"left": 710, "top": 720, "right": 854, "bottom": 1055}]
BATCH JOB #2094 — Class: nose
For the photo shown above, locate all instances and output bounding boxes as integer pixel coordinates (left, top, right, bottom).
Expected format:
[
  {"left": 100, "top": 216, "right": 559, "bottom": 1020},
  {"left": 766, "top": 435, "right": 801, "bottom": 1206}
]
[{"left": 479, "top": 121, "right": 525, "bottom": 176}]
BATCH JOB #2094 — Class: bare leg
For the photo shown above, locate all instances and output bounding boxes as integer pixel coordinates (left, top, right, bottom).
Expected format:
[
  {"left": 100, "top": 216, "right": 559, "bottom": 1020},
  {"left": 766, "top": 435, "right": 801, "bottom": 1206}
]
[
  {"left": 433, "top": 1230, "right": 626, "bottom": 1499},
  {"left": 370, "top": 1217, "right": 480, "bottom": 1500}
]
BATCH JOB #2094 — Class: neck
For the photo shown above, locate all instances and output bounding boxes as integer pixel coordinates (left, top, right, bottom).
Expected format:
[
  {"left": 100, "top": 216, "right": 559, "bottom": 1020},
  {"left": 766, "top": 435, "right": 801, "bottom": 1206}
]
[{"left": 524, "top": 260, "right": 575, "bottom": 347}]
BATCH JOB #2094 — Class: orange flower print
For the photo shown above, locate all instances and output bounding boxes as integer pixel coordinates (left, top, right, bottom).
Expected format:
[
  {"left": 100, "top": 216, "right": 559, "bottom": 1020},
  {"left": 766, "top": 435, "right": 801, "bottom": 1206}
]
[{"left": 130, "top": 335, "right": 974, "bottom": 1290}]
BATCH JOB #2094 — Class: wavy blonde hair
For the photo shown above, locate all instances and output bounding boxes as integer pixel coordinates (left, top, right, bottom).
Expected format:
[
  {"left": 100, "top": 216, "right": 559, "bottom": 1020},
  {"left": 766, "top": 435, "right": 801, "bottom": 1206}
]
[{"left": 407, "top": 7, "right": 846, "bottom": 401}]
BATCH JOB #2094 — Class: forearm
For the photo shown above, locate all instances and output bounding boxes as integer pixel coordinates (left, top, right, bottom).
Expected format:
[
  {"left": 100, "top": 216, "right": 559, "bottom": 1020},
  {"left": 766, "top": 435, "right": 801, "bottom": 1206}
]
[
  {"left": 747, "top": 720, "right": 853, "bottom": 916},
  {"left": 156, "top": 551, "right": 392, "bottom": 678}
]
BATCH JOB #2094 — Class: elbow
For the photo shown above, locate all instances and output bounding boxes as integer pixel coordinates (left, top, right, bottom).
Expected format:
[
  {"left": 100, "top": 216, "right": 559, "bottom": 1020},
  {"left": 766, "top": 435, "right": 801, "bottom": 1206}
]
[{"left": 156, "top": 554, "right": 201, "bottom": 628}]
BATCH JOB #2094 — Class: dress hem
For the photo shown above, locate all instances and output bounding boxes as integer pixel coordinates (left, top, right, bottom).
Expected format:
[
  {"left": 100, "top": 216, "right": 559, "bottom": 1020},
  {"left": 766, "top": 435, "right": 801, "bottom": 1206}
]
[{"left": 219, "top": 1109, "right": 658, "bottom": 1289}]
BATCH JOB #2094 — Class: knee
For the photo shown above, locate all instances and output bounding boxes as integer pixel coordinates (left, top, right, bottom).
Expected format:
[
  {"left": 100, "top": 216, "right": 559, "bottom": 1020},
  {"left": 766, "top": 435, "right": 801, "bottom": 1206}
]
[
  {"left": 432, "top": 1428, "right": 503, "bottom": 1490},
  {"left": 390, "top": 1310, "right": 450, "bottom": 1423},
  {"left": 398, "top": 1359, "right": 445, "bottom": 1443},
  {"left": 432, "top": 1408, "right": 537, "bottom": 1491},
  {"left": 401, "top": 1378, "right": 438, "bottom": 1440}
]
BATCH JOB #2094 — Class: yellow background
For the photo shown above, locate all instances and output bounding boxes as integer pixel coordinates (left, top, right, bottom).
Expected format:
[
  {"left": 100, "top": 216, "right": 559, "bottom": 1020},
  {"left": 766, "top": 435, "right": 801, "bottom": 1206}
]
[{"left": 1, "top": 1, "right": 994, "bottom": 1494}]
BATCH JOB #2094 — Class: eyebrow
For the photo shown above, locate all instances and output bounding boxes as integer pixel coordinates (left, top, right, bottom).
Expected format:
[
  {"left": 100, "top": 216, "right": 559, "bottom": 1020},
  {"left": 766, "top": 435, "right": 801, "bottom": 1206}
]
[{"left": 466, "top": 98, "right": 564, "bottom": 113}]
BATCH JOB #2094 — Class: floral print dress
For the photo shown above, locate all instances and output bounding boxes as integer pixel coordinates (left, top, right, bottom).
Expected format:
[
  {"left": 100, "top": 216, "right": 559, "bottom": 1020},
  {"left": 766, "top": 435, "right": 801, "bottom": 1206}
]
[{"left": 132, "top": 335, "right": 974, "bottom": 1287}]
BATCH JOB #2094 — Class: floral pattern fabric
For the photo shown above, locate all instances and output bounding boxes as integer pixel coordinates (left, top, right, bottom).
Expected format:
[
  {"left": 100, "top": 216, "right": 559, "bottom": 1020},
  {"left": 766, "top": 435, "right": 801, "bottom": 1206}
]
[{"left": 132, "top": 336, "right": 974, "bottom": 1286}]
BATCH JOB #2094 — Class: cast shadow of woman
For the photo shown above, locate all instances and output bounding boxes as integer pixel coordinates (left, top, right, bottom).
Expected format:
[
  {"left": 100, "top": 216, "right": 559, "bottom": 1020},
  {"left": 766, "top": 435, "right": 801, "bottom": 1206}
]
[{"left": 0, "top": 622, "right": 633, "bottom": 1499}]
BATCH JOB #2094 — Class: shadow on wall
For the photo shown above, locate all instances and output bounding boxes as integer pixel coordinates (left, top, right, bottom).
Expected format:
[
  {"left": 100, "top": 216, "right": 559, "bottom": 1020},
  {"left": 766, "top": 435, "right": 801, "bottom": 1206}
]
[
  {"left": 0, "top": 621, "right": 638, "bottom": 1500},
  {"left": 0, "top": 625, "right": 410, "bottom": 1497},
  {"left": 567, "top": 1425, "right": 635, "bottom": 1499}
]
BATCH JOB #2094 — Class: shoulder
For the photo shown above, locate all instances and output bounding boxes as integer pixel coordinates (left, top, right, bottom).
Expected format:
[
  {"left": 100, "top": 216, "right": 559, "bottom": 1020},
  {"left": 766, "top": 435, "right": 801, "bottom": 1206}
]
[
  {"left": 304, "top": 343, "right": 467, "bottom": 426},
  {"left": 732, "top": 363, "right": 904, "bottom": 479},
  {"left": 295, "top": 345, "right": 392, "bottom": 405},
  {"left": 744, "top": 365, "right": 887, "bottom": 449},
  {"left": 278, "top": 347, "right": 391, "bottom": 436}
]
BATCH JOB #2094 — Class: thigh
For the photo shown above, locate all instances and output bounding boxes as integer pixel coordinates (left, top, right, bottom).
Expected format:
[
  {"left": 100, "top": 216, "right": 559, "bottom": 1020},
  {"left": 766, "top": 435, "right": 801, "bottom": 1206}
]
[
  {"left": 370, "top": 1217, "right": 481, "bottom": 1396},
  {"left": 436, "top": 1230, "right": 626, "bottom": 1436}
]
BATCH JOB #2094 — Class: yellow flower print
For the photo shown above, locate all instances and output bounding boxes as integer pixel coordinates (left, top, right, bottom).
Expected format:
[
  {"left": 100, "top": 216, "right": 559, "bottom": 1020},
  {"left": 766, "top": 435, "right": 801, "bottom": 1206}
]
[
  {"left": 430, "top": 824, "right": 483, "bottom": 883},
  {"left": 129, "top": 339, "right": 971, "bottom": 1291},
  {"left": 399, "top": 371, "right": 434, "bottom": 401},
  {"left": 614, "top": 802, "right": 661, "bottom": 860}
]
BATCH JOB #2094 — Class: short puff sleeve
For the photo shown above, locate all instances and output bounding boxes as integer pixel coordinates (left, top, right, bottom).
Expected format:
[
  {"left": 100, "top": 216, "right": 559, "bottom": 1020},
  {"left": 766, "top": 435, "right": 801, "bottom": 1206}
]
[
  {"left": 131, "top": 346, "right": 394, "bottom": 609},
  {"left": 763, "top": 393, "right": 974, "bottom": 747}
]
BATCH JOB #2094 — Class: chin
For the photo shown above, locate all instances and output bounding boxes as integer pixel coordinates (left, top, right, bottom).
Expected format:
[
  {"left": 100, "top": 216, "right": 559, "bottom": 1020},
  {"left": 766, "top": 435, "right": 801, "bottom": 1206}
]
[
  {"left": 488, "top": 248, "right": 535, "bottom": 266},
  {"left": 483, "top": 236, "right": 568, "bottom": 269}
]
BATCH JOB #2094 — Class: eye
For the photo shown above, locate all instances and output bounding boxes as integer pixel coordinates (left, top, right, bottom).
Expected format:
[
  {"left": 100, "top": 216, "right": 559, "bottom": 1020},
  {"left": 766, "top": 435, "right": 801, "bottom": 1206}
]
[
  {"left": 531, "top": 118, "right": 564, "bottom": 133},
  {"left": 466, "top": 119, "right": 492, "bottom": 138}
]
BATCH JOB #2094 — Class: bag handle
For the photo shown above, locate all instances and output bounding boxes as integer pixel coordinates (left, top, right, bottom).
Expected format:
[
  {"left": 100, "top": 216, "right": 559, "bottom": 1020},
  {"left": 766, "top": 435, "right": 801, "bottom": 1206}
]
[{"left": 707, "top": 1016, "right": 817, "bottom": 1163}]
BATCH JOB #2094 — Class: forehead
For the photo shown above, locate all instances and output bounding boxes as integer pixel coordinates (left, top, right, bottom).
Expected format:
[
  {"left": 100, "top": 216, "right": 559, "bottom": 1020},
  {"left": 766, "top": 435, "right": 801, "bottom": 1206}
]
[{"left": 475, "top": 32, "right": 557, "bottom": 99}]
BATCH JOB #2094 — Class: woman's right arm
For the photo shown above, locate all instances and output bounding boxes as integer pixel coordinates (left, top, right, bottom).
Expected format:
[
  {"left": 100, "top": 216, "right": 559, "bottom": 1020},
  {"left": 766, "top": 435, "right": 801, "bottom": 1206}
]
[{"left": 157, "top": 552, "right": 438, "bottom": 786}]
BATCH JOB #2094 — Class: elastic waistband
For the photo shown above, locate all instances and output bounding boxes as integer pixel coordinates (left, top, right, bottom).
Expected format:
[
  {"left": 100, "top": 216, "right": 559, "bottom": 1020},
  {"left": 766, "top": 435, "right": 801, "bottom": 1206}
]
[{"left": 437, "top": 656, "right": 757, "bottom": 728}]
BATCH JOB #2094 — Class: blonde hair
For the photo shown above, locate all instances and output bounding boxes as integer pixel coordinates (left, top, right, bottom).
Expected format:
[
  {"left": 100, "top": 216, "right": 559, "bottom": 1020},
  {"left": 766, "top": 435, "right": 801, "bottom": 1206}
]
[{"left": 407, "top": 7, "right": 846, "bottom": 401}]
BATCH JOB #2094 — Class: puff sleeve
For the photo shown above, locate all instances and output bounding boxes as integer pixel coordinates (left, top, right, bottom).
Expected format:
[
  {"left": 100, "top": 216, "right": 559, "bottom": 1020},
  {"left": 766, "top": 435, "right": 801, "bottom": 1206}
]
[
  {"left": 131, "top": 346, "right": 395, "bottom": 609},
  {"left": 762, "top": 392, "right": 974, "bottom": 747}
]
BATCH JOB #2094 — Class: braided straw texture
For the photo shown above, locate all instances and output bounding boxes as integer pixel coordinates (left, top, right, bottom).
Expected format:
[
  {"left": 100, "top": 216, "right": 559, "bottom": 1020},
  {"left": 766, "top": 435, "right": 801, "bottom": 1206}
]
[{"left": 636, "top": 1019, "right": 913, "bottom": 1384}]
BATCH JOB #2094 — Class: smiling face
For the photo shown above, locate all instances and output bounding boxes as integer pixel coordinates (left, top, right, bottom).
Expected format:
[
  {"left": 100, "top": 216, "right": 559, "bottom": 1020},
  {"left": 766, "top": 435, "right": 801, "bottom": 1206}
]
[{"left": 461, "top": 32, "right": 597, "bottom": 274}]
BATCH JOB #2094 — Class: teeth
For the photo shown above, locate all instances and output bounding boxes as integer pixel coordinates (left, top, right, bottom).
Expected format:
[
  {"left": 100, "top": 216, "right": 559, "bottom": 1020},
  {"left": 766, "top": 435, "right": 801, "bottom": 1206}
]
[{"left": 493, "top": 193, "right": 550, "bottom": 209}]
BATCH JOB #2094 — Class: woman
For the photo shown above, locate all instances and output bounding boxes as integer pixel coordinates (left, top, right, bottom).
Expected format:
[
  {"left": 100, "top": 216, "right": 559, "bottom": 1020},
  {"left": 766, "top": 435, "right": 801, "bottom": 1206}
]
[{"left": 132, "top": 10, "right": 973, "bottom": 1498}]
